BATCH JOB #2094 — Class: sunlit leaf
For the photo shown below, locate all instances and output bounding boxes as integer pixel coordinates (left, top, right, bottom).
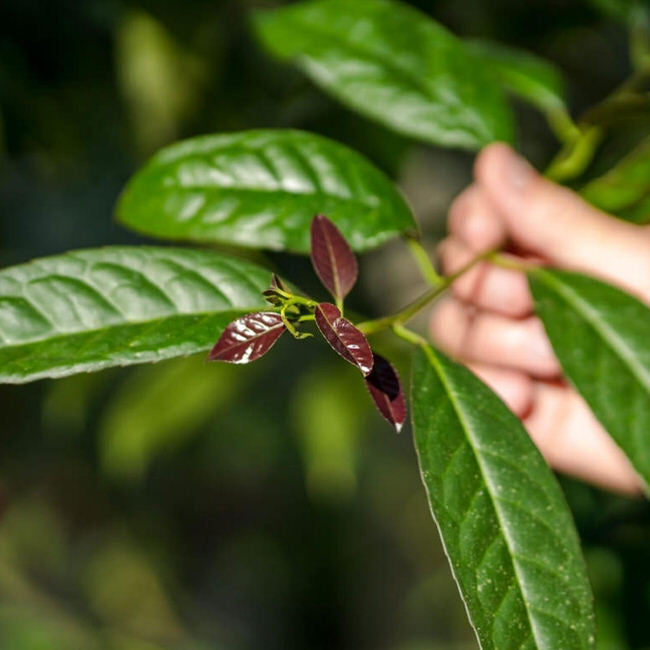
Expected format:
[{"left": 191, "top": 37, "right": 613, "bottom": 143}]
[
  {"left": 0, "top": 246, "right": 271, "bottom": 383},
  {"left": 580, "top": 137, "right": 650, "bottom": 224},
  {"left": 208, "top": 312, "right": 286, "bottom": 364},
  {"left": 465, "top": 39, "right": 568, "bottom": 113},
  {"left": 314, "top": 303, "right": 373, "bottom": 375},
  {"left": 310, "top": 214, "right": 358, "bottom": 302},
  {"left": 253, "top": 0, "right": 514, "bottom": 150},
  {"left": 364, "top": 352, "right": 406, "bottom": 432},
  {"left": 117, "top": 129, "right": 416, "bottom": 253},
  {"left": 529, "top": 268, "right": 650, "bottom": 488},
  {"left": 411, "top": 344, "right": 596, "bottom": 649}
]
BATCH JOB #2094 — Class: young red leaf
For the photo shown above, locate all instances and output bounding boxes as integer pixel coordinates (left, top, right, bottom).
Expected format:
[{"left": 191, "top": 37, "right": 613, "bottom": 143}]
[
  {"left": 314, "top": 302, "right": 373, "bottom": 375},
  {"left": 269, "top": 273, "right": 289, "bottom": 292},
  {"left": 208, "top": 312, "right": 286, "bottom": 364},
  {"left": 365, "top": 352, "right": 406, "bottom": 432},
  {"left": 310, "top": 214, "right": 358, "bottom": 302}
]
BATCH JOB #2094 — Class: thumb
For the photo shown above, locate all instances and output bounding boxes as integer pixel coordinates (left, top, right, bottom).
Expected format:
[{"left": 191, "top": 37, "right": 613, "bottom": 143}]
[{"left": 474, "top": 143, "right": 650, "bottom": 294}]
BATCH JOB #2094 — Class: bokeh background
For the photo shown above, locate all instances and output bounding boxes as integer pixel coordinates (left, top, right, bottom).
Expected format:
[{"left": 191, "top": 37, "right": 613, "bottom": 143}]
[{"left": 1, "top": 0, "right": 650, "bottom": 648}]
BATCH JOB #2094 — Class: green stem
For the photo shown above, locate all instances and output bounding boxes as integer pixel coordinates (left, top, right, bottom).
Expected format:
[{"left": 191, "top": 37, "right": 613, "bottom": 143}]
[
  {"left": 357, "top": 249, "right": 492, "bottom": 335},
  {"left": 545, "top": 105, "right": 581, "bottom": 146},
  {"left": 544, "top": 125, "right": 603, "bottom": 182},
  {"left": 392, "top": 323, "right": 428, "bottom": 347},
  {"left": 405, "top": 236, "right": 443, "bottom": 287}
]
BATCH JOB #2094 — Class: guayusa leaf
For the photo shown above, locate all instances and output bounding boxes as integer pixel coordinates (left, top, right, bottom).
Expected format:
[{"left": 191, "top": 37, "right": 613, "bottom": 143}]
[
  {"left": 364, "top": 352, "right": 406, "bottom": 432},
  {"left": 310, "top": 214, "right": 358, "bottom": 303},
  {"left": 253, "top": 0, "right": 514, "bottom": 150},
  {"left": 412, "top": 344, "right": 596, "bottom": 649},
  {"left": 314, "top": 303, "right": 373, "bottom": 375},
  {"left": 529, "top": 268, "right": 650, "bottom": 488},
  {"left": 116, "top": 129, "right": 416, "bottom": 253},
  {"left": 580, "top": 137, "right": 650, "bottom": 224},
  {"left": 0, "top": 246, "right": 272, "bottom": 383},
  {"left": 209, "top": 312, "right": 286, "bottom": 364}
]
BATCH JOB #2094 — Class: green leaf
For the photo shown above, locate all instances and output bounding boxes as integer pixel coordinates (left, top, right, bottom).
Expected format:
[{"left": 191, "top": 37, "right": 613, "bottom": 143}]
[
  {"left": 411, "top": 344, "right": 596, "bottom": 650},
  {"left": 117, "top": 129, "right": 416, "bottom": 253},
  {"left": 528, "top": 268, "right": 650, "bottom": 488},
  {"left": 253, "top": 0, "right": 514, "bottom": 150},
  {"left": 0, "top": 246, "right": 272, "bottom": 383},
  {"left": 580, "top": 138, "right": 650, "bottom": 224},
  {"left": 465, "top": 40, "right": 568, "bottom": 113}
]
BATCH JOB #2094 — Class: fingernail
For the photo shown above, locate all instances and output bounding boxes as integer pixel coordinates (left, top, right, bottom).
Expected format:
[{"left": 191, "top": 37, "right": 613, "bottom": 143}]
[{"left": 507, "top": 151, "right": 534, "bottom": 192}]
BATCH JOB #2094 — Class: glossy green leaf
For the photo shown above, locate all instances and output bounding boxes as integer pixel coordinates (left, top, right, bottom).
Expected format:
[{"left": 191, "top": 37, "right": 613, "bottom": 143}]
[
  {"left": 411, "top": 344, "right": 596, "bottom": 649},
  {"left": 117, "top": 129, "right": 416, "bottom": 253},
  {"left": 253, "top": 0, "right": 514, "bottom": 150},
  {"left": 0, "top": 246, "right": 272, "bottom": 383},
  {"left": 580, "top": 138, "right": 650, "bottom": 224},
  {"left": 529, "top": 268, "right": 650, "bottom": 488},
  {"left": 465, "top": 40, "right": 567, "bottom": 113}
]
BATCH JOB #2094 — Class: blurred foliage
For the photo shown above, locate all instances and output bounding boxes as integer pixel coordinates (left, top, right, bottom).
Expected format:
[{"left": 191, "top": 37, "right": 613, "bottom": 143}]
[{"left": 0, "top": 0, "right": 649, "bottom": 648}]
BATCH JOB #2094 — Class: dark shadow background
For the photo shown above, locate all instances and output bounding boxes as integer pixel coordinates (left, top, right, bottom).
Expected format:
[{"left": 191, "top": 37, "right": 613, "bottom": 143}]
[{"left": 0, "top": 1, "right": 649, "bottom": 648}]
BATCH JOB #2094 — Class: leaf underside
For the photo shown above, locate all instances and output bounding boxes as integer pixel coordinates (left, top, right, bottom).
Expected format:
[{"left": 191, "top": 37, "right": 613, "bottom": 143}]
[
  {"left": 411, "top": 345, "right": 596, "bottom": 650},
  {"left": 310, "top": 214, "right": 358, "bottom": 302},
  {"left": 117, "top": 129, "right": 416, "bottom": 254},
  {"left": 0, "top": 246, "right": 272, "bottom": 383},
  {"left": 314, "top": 303, "right": 373, "bottom": 375},
  {"left": 364, "top": 351, "right": 406, "bottom": 431},
  {"left": 253, "top": 0, "right": 514, "bottom": 150},
  {"left": 529, "top": 268, "right": 650, "bottom": 488}
]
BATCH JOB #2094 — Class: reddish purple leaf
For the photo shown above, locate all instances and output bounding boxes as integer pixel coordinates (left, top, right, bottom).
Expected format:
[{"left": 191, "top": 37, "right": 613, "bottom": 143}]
[
  {"left": 208, "top": 312, "right": 286, "bottom": 364},
  {"left": 314, "top": 303, "right": 373, "bottom": 375},
  {"left": 269, "top": 273, "right": 288, "bottom": 292},
  {"left": 310, "top": 214, "right": 358, "bottom": 302},
  {"left": 365, "top": 352, "right": 406, "bottom": 432}
]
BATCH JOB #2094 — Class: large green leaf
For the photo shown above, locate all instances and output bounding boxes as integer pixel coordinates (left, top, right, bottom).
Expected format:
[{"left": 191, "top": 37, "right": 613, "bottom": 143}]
[
  {"left": 580, "top": 138, "right": 650, "bottom": 224},
  {"left": 528, "top": 268, "right": 650, "bottom": 488},
  {"left": 253, "top": 0, "right": 514, "bottom": 150},
  {"left": 0, "top": 246, "right": 272, "bottom": 383},
  {"left": 411, "top": 344, "right": 596, "bottom": 649},
  {"left": 117, "top": 129, "right": 415, "bottom": 253},
  {"left": 465, "top": 40, "right": 567, "bottom": 113}
]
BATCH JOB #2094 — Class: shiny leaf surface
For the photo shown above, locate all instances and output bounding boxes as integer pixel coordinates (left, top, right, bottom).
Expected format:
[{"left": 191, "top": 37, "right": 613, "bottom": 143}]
[
  {"left": 0, "top": 246, "right": 271, "bottom": 383},
  {"left": 208, "top": 311, "right": 286, "bottom": 364},
  {"left": 314, "top": 303, "right": 373, "bottom": 375},
  {"left": 310, "top": 214, "right": 358, "bottom": 302},
  {"left": 580, "top": 137, "right": 650, "bottom": 224},
  {"left": 411, "top": 344, "right": 596, "bottom": 649},
  {"left": 364, "top": 352, "right": 406, "bottom": 431},
  {"left": 529, "top": 268, "right": 650, "bottom": 487},
  {"left": 466, "top": 39, "right": 567, "bottom": 112},
  {"left": 117, "top": 129, "right": 416, "bottom": 253},
  {"left": 253, "top": 0, "right": 514, "bottom": 150}
]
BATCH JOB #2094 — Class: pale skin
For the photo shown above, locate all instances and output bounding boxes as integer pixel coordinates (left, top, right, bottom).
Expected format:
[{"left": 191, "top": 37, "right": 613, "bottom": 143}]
[{"left": 430, "top": 143, "right": 650, "bottom": 495}]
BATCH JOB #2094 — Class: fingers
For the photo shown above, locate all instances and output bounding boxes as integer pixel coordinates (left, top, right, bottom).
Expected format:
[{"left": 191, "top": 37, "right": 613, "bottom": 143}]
[
  {"left": 430, "top": 297, "right": 561, "bottom": 377},
  {"left": 448, "top": 185, "right": 506, "bottom": 252},
  {"left": 438, "top": 236, "right": 532, "bottom": 317},
  {"left": 466, "top": 362, "right": 533, "bottom": 417},
  {"left": 473, "top": 143, "right": 650, "bottom": 300},
  {"left": 524, "top": 382, "right": 643, "bottom": 495}
]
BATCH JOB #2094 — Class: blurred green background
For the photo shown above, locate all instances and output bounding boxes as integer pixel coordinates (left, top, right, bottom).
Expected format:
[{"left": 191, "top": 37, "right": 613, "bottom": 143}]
[{"left": 1, "top": 1, "right": 650, "bottom": 648}]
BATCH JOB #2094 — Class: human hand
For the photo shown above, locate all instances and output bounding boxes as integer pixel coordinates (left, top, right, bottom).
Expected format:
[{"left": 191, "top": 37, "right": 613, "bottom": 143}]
[{"left": 430, "top": 143, "right": 650, "bottom": 495}]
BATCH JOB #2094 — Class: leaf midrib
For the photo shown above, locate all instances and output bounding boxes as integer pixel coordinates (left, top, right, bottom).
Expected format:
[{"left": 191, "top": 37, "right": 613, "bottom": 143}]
[
  {"left": 423, "top": 345, "right": 544, "bottom": 649},
  {"left": 534, "top": 270, "right": 650, "bottom": 393}
]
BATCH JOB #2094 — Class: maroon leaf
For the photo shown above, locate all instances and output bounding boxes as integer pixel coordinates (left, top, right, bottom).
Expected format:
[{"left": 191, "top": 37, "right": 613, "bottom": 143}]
[
  {"left": 314, "top": 302, "right": 373, "bottom": 375},
  {"left": 310, "top": 214, "right": 358, "bottom": 302},
  {"left": 365, "top": 352, "right": 407, "bottom": 432},
  {"left": 269, "top": 273, "right": 289, "bottom": 292},
  {"left": 208, "top": 312, "right": 286, "bottom": 364}
]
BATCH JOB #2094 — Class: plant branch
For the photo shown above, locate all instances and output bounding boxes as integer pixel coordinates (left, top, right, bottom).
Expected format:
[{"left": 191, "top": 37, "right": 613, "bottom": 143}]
[
  {"left": 405, "top": 235, "right": 442, "bottom": 287},
  {"left": 357, "top": 249, "right": 493, "bottom": 335}
]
